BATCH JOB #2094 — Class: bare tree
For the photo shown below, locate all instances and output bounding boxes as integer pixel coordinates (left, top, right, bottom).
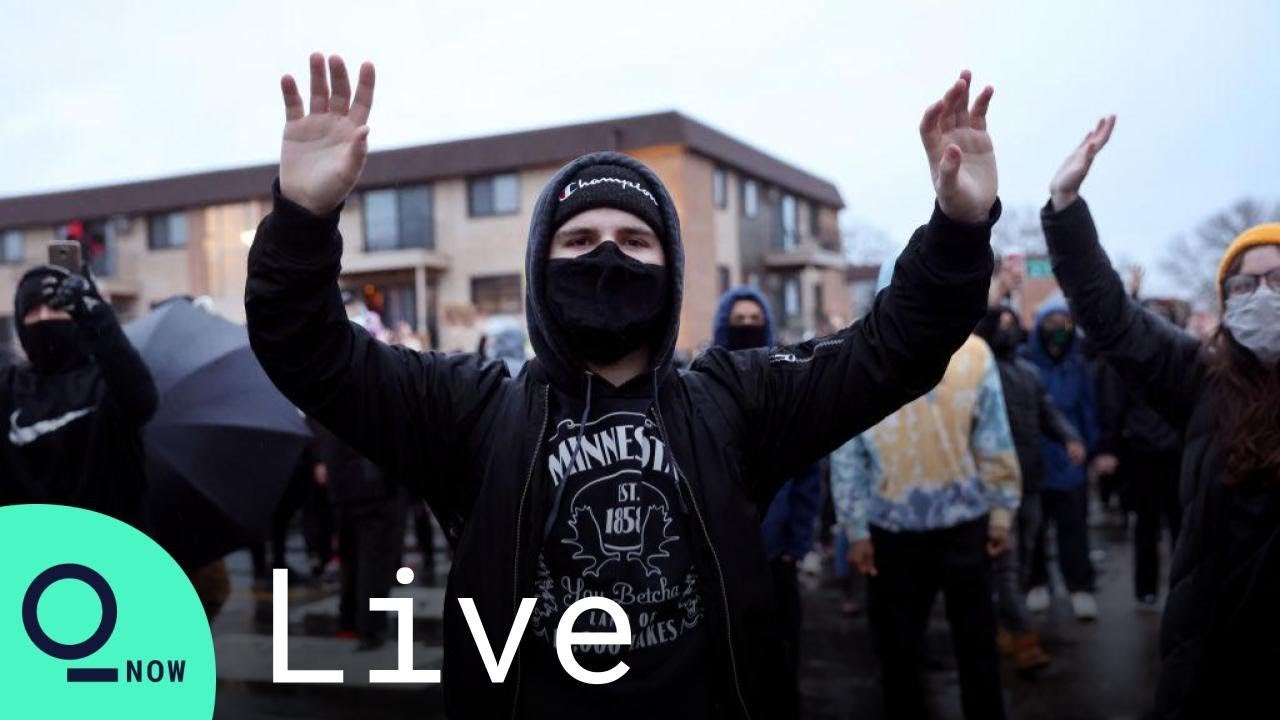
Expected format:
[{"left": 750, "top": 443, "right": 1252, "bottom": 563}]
[
  {"left": 841, "top": 222, "right": 900, "bottom": 266},
  {"left": 990, "top": 204, "right": 1046, "bottom": 256},
  {"left": 1161, "top": 198, "right": 1280, "bottom": 309}
]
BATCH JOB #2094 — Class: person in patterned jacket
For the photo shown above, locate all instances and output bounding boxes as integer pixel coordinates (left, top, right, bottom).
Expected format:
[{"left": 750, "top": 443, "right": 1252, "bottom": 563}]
[{"left": 831, "top": 310, "right": 1021, "bottom": 719}]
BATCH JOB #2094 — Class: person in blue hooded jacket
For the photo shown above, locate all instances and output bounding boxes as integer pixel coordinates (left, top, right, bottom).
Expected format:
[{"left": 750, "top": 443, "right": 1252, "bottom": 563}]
[
  {"left": 711, "top": 285, "right": 822, "bottom": 712},
  {"left": 1021, "top": 298, "right": 1100, "bottom": 621}
]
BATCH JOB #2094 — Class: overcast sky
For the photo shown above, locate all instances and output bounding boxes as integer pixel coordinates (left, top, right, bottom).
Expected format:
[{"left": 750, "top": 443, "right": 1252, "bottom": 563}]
[{"left": 3, "top": 0, "right": 1277, "bottom": 295}]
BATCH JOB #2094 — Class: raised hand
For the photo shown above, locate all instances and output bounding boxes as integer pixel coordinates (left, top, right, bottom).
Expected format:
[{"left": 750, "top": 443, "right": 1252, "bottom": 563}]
[
  {"left": 45, "top": 267, "right": 105, "bottom": 319},
  {"left": 279, "top": 53, "right": 376, "bottom": 215},
  {"left": 1050, "top": 115, "right": 1115, "bottom": 212},
  {"left": 920, "top": 70, "right": 997, "bottom": 224}
]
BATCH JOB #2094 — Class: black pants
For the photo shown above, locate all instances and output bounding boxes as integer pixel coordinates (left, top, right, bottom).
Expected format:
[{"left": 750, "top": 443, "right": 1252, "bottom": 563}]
[
  {"left": 771, "top": 557, "right": 802, "bottom": 717},
  {"left": 337, "top": 497, "right": 404, "bottom": 642},
  {"left": 1127, "top": 448, "right": 1182, "bottom": 598},
  {"left": 868, "top": 517, "right": 1006, "bottom": 720},
  {"left": 412, "top": 501, "right": 437, "bottom": 575},
  {"left": 302, "top": 482, "right": 334, "bottom": 567},
  {"left": 250, "top": 469, "right": 313, "bottom": 576},
  {"left": 1029, "top": 485, "right": 1095, "bottom": 593}
]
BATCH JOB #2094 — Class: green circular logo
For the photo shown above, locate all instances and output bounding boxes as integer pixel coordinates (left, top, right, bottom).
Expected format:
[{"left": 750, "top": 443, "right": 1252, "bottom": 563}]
[{"left": 0, "top": 504, "right": 216, "bottom": 717}]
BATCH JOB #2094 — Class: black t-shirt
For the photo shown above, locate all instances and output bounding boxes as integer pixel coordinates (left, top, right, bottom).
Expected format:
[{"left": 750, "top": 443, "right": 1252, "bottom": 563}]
[{"left": 519, "top": 392, "right": 713, "bottom": 718}]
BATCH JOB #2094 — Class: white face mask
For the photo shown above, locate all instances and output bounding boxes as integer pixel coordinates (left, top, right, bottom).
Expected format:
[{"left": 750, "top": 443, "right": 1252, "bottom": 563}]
[{"left": 1223, "top": 284, "right": 1280, "bottom": 364}]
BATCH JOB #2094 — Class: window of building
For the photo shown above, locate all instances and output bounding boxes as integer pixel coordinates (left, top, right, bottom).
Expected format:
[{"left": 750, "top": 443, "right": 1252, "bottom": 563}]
[
  {"left": 742, "top": 179, "right": 758, "bottom": 218},
  {"left": 717, "top": 265, "right": 730, "bottom": 295},
  {"left": 471, "top": 274, "right": 522, "bottom": 315},
  {"left": 147, "top": 211, "right": 189, "bottom": 250},
  {"left": 363, "top": 185, "right": 434, "bottom": 252},
  {"left": 810, "top": 202, "right": 822, "bottom": 240},
  {"left": 1, "top": 229, "right": 23, "bottom": 264},
  {"left": 713, "top": 168, "right": 728, "bottom": 209},
  {"left": 779, "top": 194, "right": 797, "bottom": 252},
  {"left": 381, "top": 284, "right": 418, "bottom": 331},
  {"left": 783, "top": 277, "right": 801, "bottom": 319},
  {"left": 468, "top": 173, "right": 520, "bottom": 217},
  {"left": 72, "top": 219, "right": 116, "bottom": 277}
]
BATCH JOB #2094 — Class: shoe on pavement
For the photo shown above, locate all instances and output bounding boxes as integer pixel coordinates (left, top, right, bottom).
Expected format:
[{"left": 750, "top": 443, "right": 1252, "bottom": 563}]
[
  {"left": 1026, "top": 586, "right": 1051, "bottom": 614},
  {"left": 1011, "top": 632, "right": 1052, "bottom": 672},
  {"left": 996, "top": 627, "right": 1015, "bottom": 656},
  {"left": 1071, "top": 592, "right": 1099, "bottom": 621},
  {"left": 839, "top": 598, "right": 862, "bottom": 617},
  {"left": 1136, "top": 594, "right": 1160, "bottom": 612}
]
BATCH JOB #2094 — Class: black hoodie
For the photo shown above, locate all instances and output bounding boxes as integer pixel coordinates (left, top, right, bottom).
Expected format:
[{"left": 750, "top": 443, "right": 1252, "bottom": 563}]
[
  {"left": 0, "top": 266, "right": 158, "bottom": 527},
  {"left": 246, "top": 150, "right": 996, "bottom": 718}
]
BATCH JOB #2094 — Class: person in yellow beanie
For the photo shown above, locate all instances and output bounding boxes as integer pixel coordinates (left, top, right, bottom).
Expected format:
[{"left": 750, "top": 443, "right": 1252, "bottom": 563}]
[{"left": 1036, "top": 114, "right": 1280, "bottom": 719}]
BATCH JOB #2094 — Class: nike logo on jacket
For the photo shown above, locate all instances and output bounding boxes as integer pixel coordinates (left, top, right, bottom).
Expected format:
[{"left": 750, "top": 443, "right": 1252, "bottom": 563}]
[{"left": 8, "top": 407, "right": 97, "bottom": 446}]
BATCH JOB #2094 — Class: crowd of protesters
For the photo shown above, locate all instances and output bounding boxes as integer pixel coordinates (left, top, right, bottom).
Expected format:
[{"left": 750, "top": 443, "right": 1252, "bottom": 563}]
[{"left": 1, "top": 55, "right": 1277, "bottom": 719}]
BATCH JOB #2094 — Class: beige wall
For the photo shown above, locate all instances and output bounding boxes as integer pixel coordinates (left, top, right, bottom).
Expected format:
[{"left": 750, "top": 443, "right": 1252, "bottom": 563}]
[
  {"left": 1, "top": 228, "right": 57, "bottom": 341},
  {"left": 191, "top": 200, "right": 269, "bottom": 323},
  {"left": 2, "top": 146, "right": 847, "bottom": 360},
  {"left": 630, "top": 145, "right": 719, "bottom": 353},
  {"left": 431, "top": 169, "right": 548, "bottom": 351},
  {"left": 707, "top": 159, "right": 741, "bottom": 291},
  {"left": 820, "top": 267, "right": 853, "bottom": 329},
  {"left": 816, "top": 206, "right": 841, "bottom": 248}
]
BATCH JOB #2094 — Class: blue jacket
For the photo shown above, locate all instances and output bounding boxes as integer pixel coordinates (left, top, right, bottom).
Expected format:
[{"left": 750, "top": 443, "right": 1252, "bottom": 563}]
[
  {"left": 1022, "top": 298, "right": 1099, "bottom": 491},
  {"left": 713, "top": 286, "right": 820, "bottom": 559}
]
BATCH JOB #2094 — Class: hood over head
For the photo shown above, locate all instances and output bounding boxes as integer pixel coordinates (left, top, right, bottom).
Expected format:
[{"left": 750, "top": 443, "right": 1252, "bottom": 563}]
[
  {"left": 1033, "top": 296, "right": 1072, "bottom": 328},
  {"left": 712, "top": 285, "right": 775, "bottom": 349},
  {"left": 974, "top": 305, "right": 1023, "bottom": 358},
  {"left": 524, "top": 152, "right": 684, "bottom": 393},
  {"left": 1028, "top": 296, "right": 1080, "bottom": 364},
  {"left": 13, "top": 264, "right": 88, "bottom": 373},
  {"left": 14, "top": 264, "right": 70, "bottom": 322}
]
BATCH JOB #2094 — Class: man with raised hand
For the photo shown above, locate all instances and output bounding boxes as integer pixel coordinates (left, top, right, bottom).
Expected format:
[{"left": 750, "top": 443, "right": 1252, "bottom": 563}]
[{"left": 246, "top": 54, "right": 1001, "bottom": 719}]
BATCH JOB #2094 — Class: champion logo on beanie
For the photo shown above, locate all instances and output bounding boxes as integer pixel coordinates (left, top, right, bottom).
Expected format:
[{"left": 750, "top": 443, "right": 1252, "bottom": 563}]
[{"left": 552, "top": 164, "right": 665, "bottom": 239}]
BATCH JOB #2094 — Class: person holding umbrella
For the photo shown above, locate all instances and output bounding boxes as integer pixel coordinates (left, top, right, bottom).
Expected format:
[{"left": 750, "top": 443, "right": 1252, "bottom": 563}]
[
  {"left": 246, "top": 53, "right": 1002, "bottom": 718},
  {"left": 0, "top": 264, "right": 157, "bottom": 527}
]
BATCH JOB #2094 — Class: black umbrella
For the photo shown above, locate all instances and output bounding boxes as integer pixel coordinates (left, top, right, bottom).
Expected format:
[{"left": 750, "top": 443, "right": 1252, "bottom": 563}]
[{"left": 124, "top": 299, "right": 311, "bottom": 569}]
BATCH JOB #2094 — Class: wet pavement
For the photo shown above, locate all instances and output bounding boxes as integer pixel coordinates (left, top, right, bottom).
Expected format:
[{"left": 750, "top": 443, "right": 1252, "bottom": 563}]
[
  {"left": 797, "top": 514, "right": 1162, "bottom": 719},
  {"left": 212, "top": 509, "right": 1163, "bottom": 719}
]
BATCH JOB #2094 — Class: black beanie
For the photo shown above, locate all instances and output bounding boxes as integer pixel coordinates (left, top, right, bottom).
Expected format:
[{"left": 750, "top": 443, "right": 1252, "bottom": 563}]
[{"left": 552, "top": 163, "right": 665, "bottom": 239}]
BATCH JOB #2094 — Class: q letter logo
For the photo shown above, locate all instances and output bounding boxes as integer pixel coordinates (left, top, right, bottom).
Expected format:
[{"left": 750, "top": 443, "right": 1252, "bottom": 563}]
[{"left": 0, "top": 505, "right": 215, "bottom": 717}]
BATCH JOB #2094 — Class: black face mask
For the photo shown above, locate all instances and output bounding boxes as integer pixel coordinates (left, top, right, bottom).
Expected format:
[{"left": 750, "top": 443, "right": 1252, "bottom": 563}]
[
  {"left": 726, "top": 323, "right": 769, "bottom": 351},
  {"left": 545, "top": 242, "right": 667, "bottom": 366},
  {"left": 20, "top": 320, "right": 83, "bottom": 373},
  {"left": 988, "top": 327, "right": 1020, "bottom": 357}
]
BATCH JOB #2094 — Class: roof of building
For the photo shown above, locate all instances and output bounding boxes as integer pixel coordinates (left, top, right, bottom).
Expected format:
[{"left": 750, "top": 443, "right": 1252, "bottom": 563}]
[
  {"left": 845, "top": 264, "right": 883, "bottom": 282},
  {"left": 0, "top": 111, "right": 843, "bottom": 229}
]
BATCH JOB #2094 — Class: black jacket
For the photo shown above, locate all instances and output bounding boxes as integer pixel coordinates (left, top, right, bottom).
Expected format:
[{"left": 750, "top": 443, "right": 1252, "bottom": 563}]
[
  {"left": 311, "top": 417, "right": 396, "bottom": 511},
  {"left": 1095, "top": 359, "right": 1183, "bottom": 456},
  {"left": 994, "top": 353, "right": 1080, "bottom": 495},
  {"left": 0, "top": 277, "right": 158, "bottom": 527},
  {"left": 246, "top": 151, "right": 996, "bottom": 719},
  {"left": 1043, "top": 198, "right": 1280, "bottom": 719}
]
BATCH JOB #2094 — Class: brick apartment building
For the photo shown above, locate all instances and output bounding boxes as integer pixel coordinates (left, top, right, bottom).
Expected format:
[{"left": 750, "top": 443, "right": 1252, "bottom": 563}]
[{"left": 0, "top": 111, "right": 847, "bottom": 356}]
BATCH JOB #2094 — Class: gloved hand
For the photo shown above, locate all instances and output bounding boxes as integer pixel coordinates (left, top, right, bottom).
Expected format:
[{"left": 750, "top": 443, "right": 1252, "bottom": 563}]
[{"left": 44, "top": 267, "right": 105, "bottom": 319}]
